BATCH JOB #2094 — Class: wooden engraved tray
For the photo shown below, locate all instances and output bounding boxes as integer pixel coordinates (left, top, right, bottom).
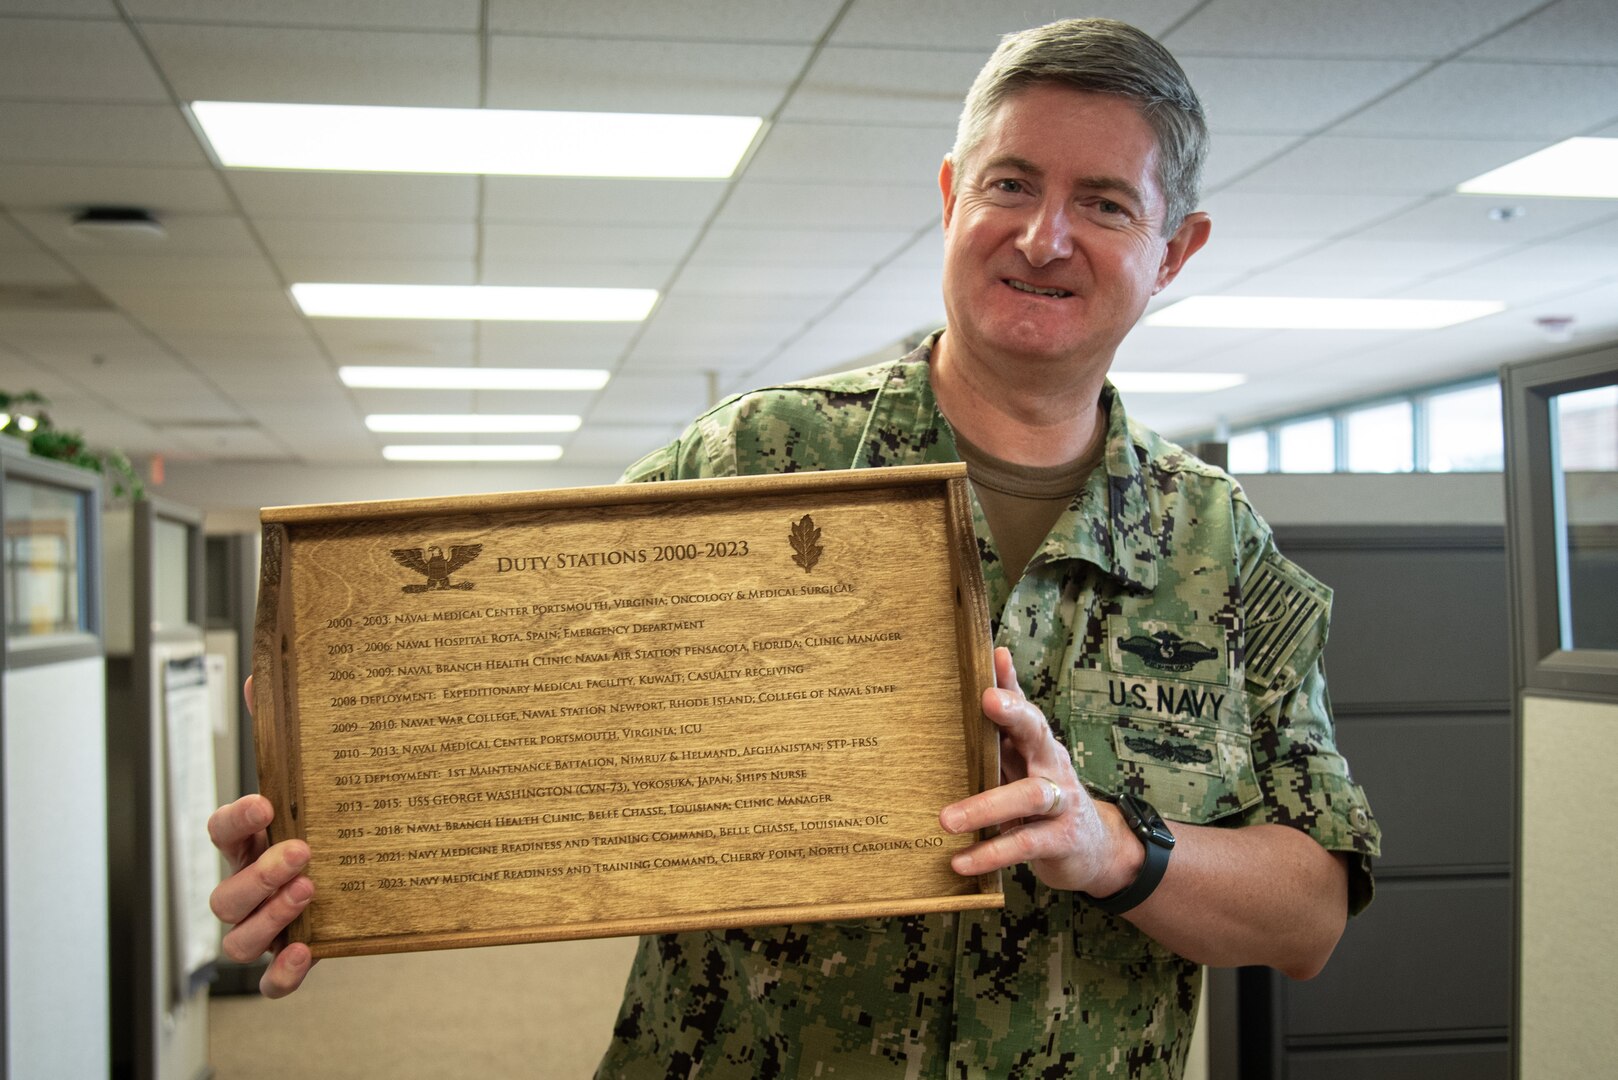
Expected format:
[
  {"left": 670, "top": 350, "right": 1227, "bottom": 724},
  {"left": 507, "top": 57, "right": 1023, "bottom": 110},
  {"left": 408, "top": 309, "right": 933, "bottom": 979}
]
[{"left": 254, "top": 464, "right": 1001, "bottom": 958}]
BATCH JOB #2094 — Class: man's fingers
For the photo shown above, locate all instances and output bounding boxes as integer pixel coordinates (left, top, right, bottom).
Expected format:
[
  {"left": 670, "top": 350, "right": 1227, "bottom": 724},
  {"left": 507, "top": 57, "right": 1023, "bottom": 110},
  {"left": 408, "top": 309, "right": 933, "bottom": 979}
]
[
  {"left": 207, "top": 794, "right": 273, "bottom": 856},
  {"left": 210, "top": 838, "right": 310, "bottom": 925},
  {"left": 941, "top": 776, "right": 1065, "bottom": 835},
  {"left": 220, "top": 873, "right": 314, "bottom": 963},
  {"left": 949, "top": 821, "right": 1074, "bottom": 877},
  {"left": 259, "top": 943, "right": 317, "bottom": 1000}
]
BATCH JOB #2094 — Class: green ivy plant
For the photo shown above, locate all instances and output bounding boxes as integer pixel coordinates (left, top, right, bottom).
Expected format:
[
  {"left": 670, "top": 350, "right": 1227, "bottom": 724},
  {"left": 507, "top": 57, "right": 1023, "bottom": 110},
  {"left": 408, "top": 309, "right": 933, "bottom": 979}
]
[{"left": 0, "top": 390, "right": 144, "bottom": 501}]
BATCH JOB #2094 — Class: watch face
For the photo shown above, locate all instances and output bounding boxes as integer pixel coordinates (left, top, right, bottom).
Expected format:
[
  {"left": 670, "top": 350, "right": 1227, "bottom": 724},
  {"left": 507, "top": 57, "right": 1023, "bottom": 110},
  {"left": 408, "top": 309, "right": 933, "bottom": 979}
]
[{"left": 1121, "top": 794, "right": 1176, "bottom": 848}]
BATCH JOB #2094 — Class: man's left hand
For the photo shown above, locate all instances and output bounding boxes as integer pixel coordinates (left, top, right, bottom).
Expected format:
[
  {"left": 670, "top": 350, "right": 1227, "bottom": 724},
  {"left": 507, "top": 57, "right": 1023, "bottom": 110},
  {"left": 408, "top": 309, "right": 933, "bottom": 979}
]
[{"left": 940, "top": 646, "right": 1141, "bottom": 896}]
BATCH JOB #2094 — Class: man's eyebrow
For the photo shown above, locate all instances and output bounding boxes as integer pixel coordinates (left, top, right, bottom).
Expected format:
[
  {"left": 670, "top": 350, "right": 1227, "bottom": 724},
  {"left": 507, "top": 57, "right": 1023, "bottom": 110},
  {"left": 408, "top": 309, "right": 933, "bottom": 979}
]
[
  {"left": 979, "top": 156, "right": 1147, "bottom": 209},
  {"left": 1074, "top": 174, "right": 1146, "bottom": 208}
]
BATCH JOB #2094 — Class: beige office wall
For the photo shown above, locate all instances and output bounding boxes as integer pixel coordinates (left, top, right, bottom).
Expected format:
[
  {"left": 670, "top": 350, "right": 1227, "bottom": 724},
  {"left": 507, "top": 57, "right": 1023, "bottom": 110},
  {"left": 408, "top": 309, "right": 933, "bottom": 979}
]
[{"left": 1520, "top": 693, "right": 1618, "bottom": 1079}]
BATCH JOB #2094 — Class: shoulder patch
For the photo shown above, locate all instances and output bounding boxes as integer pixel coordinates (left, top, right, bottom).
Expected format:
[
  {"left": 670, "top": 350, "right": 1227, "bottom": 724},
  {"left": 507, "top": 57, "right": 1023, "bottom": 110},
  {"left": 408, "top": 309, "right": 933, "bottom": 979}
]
[{"left": 1242, "top": 553, "right": 1330, "bottom": 699}]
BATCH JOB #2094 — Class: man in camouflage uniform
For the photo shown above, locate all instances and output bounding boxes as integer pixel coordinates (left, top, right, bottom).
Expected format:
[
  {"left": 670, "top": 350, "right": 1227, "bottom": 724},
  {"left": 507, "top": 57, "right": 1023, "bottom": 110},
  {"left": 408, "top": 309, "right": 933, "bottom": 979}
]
[
  {"left": 207, "top": 17, "right": 1378, "bottom": 1079},
  {"left": 593, "top": 18, "right": 1379, "bottom": 1079}
]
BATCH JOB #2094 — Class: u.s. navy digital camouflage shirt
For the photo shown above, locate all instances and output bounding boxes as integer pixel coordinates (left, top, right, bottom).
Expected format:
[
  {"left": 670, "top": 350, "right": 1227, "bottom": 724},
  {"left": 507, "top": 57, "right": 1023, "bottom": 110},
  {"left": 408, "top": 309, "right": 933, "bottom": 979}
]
[{"left": 597, "top": 337, "right": 1380, "bottom": 1079}]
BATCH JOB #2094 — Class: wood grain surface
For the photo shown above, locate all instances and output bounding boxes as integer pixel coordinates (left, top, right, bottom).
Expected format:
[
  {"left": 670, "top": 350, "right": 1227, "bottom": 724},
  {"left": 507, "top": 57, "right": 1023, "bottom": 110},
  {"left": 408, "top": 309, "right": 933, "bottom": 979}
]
[{"left": 253, "top": 465, "right": 1000, "bottom": 958}]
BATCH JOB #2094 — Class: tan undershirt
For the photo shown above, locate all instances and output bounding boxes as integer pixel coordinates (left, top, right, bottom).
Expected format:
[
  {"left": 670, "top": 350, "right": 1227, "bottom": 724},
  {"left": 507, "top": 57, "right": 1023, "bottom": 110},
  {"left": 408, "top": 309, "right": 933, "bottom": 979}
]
[{"left": 953, "top": 427, "right": 1106, "bottom": 588}]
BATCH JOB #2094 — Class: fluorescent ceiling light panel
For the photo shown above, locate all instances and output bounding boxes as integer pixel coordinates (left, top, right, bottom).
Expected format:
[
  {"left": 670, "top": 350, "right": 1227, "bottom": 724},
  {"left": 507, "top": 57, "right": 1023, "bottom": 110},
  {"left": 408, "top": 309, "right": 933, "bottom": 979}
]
[
  {"left": 1146, "top": 296, "right": 1504, "bottom": 330},
  {"left": 1109, "top": 372, "right": 1246, "bottom": 393},
  {"left": 382, "top": 445, "right": 564, "bottom": 462},
  {"left": 366, "top": 414, "right": 581, "bottom": 433},
  {"left": 190, "top": 101, "right": 762, "bottom": 178},
  {"left": 340, "top": 367, "right": 609, "bottom": 391},
  {"left": 294, "top": 283, "right": 655, "bottom": 322},
  {"left": 1458, "top": 138, "right": 1618, "bottom": 199}
]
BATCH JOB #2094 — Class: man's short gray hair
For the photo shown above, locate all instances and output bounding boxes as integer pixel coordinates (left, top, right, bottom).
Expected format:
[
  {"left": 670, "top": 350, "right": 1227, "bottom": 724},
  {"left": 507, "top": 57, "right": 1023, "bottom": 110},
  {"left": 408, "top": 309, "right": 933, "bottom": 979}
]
[{"left": 952, "top": 18, "right": 1208, "bottom": 235}]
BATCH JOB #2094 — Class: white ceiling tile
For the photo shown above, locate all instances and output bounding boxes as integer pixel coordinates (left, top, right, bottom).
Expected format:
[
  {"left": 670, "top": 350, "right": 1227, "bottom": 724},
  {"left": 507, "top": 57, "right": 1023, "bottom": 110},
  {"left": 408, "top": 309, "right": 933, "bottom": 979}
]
[
  {"left": 270, "top": 256, "right": 474, "bottom": 286},
  {"left": 0, "top": 18, "right": 168, "bottom": 102},
  {"left": 1353, "top": 193, "right": 1618, "bottom": 244},
  {"left": 485, "top": 37, "right": 806, "bottom": 115},
  {"left": 653, "top": 293, "right": 823, "bottom": 328},
  {"left": 831, "top": 0, "right": 1202, "bottom": 49},
  {"left": 1165, "top": 0, "right": 1545, "bottom": 58},
  {"left": 0, "top": 309, "right": 150, "bottom": 344},
  {"left": 163, "top": 337, "right": 323, "bottom": 366},
  {"left": 0, "top": 164, "right": 232, "bottom": 214},
  {"left": 343, "top": 387, "right": 474, "bottom": 413},
  {"left": 1177, "top": 234, "right": 1326, "bottom": 275},
  {"left": 489, "top": 0, "right": 841, "bottom": 42},
  {"left": 589, "top": 373, "right": 713, "bottom": 424},
  {"left": 0, "top": 1, "right": 115, "bottom": 13},
  {"left": 781, "top": 46, "right": 983, "bottom": 126},
  {"left": 480, "top": 222, "right": 700, "bottom": 264},
  {"left": 673, "top": 262, "right": 861, "bottom": 297},
  {"left": 1334, "top": 61, "right": 1618, "bottom": 139},
  {"left": 143, "top": 24, "right": 479, "bottom": 107},
  {"left": 1200, "top": 191, "right": 1417, "bottom": 238},
  {"left": 14, "top": 211, "right": 259, "bottom": 256},
  {"left": 1199, "top": 133, "right": 1300, "bottom": 190},
  {"left": 1266, "top": 238, "right": 1511, "bottom": 279},
  {"left": 0, "top": 103, "right": 207, "bottom": 166},
  {"left": 311, "top": 319, "right": 472, "bottom": 361},
  {"left": 115, "top": 286, "right": 301, "bottom": 328},
  {"left": 1183, "top": 56, "right": 1424, "bottom": 133},
  {"left": 227, "top": 172, "right": 478, "bottom": 221},
  {"left": 1464, "top": 240, "right": 1618, "bottom": 279},
  {"left": 477, "top": 261, "right": 673, "bottom": 289},
  {"left": 1466, "top": 0, "right": 1618, "bottom": 63},
  {"left": 560, "top": 425, "right": 671, "bottom": 470},
  {"left": 1219, "top": 268, "right": 1439, "bottom": 297},
  {"left": 1233, "top": 136, "right": 1552, "bottom": 195},
  {"left": 475, "top": 321, "right": 638, "bottom": 363},
  {"left": 482, "top": 177, "right": 727, "bottom": 226},
  {"left": 161, "top": 423, "right": 289, "bottom": 460},
  {"left": 716, "top": 179, "right": 939, "bottom": 229},
  {"left": 257, "top": 219, "right": 476, "bottom": 259},
  {"left": 126, "top": 0, "right": 482, "bottom": 31},
  {"left": 72, "top": 253, "right": 280, "bottom": 289},
  {"left": 1111, "top": 325, "right": 1265, "bottom": 369},
  {"left": 688, "top": 226, "right": 916, "bottom": 266},
  {"left": 0, "top": 250, "right": 77, "bottom": 286},
  {"left": 744, "top": 123, "right": 953, "bottom": 185},
  {"left": 0, "top": 218, "right": 39, "bottom": 249}
]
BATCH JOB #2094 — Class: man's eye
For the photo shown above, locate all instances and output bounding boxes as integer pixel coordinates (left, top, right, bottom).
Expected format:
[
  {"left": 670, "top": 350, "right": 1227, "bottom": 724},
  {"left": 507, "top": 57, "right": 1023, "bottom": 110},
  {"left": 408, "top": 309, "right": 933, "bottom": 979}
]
[
  {"left": 1098, "top": 200, "right": 1124, "bottom": 215},
  {"left": 993, "top": 179, "right": 1026, "bottom": 194}
]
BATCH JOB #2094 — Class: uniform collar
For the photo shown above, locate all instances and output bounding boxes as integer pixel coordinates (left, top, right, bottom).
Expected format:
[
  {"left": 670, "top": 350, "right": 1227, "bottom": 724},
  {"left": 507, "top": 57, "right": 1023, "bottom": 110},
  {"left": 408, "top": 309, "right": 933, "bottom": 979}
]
[{"left": 853, "top": 332, "right": 1161, "bottom": 594}]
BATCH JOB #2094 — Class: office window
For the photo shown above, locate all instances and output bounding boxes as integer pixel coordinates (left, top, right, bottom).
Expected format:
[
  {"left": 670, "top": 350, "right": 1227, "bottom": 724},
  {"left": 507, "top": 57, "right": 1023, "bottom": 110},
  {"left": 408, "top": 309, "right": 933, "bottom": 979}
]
[
  {"left": 1228, "top": 429, "right": 1270, "bottom": 473},
  {"left": 3, "top": 477, "right": 88, "bottom": 638},
  {"left": 1554, "top": 383, "right": 1617, "bottom": 651},
  {"left": 1426, "top": 382, "right": 1504, "bottom": 472},
  {"left": 1345, "top": 400, "right": 1414, "bottom": 473},
  {"left": 1278, "top": 417, "right": 1335, "bottom": 473}
]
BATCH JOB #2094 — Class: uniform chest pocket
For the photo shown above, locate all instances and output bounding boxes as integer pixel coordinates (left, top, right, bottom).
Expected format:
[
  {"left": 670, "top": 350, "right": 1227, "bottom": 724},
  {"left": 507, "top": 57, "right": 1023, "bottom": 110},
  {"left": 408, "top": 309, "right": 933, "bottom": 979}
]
[{"left": 1062, "top": 673, "right": 1261, "bottom": 824}]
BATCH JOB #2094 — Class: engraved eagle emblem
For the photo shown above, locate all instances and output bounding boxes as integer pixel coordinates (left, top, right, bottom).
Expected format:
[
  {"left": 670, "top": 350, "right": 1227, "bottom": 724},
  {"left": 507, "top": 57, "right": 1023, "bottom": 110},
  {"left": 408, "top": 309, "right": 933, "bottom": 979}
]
[
  {"left": 390, "top": 544, "right": 483, "bottom": 592},
  {"left": 1117, "top": 630, "right": 1219, "bottom": 672}
]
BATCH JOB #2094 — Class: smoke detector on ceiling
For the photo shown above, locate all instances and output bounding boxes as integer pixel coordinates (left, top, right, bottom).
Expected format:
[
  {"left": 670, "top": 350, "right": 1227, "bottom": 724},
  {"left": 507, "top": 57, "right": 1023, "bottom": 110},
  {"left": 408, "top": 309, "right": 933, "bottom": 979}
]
[{"left": 67, "top": 206, "right": 167, "bottom": 244}]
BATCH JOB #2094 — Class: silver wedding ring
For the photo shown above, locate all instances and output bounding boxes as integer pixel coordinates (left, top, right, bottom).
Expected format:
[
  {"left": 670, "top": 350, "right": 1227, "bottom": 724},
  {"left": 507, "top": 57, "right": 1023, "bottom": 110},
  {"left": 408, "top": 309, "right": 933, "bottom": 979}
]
[{"left": 1039, "top": 777, "right": 1065, "bottom": 818}]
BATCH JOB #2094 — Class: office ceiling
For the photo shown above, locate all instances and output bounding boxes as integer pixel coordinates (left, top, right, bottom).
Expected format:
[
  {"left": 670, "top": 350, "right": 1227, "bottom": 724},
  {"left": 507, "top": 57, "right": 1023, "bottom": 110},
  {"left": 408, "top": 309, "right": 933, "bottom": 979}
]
[{"left": 1, "top": 0, "right": 1615, "bottom": 481}]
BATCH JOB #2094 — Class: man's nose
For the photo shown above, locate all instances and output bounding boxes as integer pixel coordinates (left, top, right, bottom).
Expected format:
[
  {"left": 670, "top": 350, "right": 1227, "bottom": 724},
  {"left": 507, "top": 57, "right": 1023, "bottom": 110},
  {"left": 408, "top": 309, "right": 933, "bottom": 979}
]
[{"left": 1015, "top": 199, "right": 1074, "bottom": 267}]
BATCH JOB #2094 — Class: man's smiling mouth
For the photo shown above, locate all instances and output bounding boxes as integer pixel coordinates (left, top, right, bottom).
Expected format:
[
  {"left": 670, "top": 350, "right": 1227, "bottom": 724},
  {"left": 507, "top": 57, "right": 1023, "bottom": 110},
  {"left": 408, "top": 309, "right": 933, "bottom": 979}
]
[{"left": 1005, "top": 278, "right": 1073, "bottom": 298}]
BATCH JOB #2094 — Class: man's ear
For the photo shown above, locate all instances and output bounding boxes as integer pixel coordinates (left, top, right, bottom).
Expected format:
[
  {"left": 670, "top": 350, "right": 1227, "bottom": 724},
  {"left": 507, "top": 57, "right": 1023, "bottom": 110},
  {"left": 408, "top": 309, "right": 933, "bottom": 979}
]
[
  {"left": 1154, "top": 211, "right": 1211, "bottom": 294},
  {"left": 938, "top": 156, "right": 957, "bottom": 230}
]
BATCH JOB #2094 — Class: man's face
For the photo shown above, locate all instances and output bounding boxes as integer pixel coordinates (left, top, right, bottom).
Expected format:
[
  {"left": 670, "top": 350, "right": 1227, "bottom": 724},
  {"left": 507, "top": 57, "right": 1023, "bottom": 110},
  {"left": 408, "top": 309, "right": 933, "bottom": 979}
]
[{"left": 939, "top": 83, "right": 1206, "bottom": 377}]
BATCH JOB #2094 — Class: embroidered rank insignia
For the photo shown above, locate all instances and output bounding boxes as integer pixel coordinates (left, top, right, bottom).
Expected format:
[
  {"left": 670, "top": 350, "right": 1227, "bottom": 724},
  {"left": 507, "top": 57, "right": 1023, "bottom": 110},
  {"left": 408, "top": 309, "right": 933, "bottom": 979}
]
[{"left": 1242, "top": 553, "right": 1331, "bottom": 699}]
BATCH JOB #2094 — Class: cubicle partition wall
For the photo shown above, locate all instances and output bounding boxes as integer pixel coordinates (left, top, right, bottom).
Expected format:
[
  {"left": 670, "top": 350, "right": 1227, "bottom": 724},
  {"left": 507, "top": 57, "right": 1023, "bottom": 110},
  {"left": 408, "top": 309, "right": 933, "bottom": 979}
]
[
  {"left": 0, "top": 438, "right": 109, "bottom": 1080},
  {"left": 106, "top": 497, "right": 214, "bottom": 1080}
]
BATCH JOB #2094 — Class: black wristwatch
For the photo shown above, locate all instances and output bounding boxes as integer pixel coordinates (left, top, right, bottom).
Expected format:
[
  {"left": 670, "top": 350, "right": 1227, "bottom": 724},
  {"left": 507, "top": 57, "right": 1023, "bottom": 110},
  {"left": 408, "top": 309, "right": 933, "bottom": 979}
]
[{"left": 1081, "top": 793, "right": 1175, "bottom": 916}]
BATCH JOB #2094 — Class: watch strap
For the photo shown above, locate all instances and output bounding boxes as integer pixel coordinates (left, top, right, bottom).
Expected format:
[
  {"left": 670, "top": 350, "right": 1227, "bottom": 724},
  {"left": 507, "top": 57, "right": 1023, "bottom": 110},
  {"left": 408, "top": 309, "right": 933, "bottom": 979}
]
[{"left": 1081, "top": 794, "right": 1174, "bottom": 916}]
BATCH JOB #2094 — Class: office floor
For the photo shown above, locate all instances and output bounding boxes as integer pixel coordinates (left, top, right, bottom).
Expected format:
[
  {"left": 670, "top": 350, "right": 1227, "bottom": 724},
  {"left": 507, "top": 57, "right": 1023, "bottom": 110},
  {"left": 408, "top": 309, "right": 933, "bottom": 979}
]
[{"left": 209, "top": 936, "right": 638, "bottom": 1079}]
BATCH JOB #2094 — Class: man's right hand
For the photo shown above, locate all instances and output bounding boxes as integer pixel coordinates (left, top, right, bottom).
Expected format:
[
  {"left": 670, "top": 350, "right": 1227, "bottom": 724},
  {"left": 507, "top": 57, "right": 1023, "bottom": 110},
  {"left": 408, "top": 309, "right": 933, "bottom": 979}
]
[{"left": 207, "top": 792, "right": 317, "bottom": 998}]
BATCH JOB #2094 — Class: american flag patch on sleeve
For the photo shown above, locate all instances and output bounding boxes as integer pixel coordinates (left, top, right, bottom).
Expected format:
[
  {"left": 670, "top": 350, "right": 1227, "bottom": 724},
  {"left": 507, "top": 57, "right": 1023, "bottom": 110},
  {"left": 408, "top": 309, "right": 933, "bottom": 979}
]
[{"left": 1241, "top": 553, "right": 1331, "bottom": 700}]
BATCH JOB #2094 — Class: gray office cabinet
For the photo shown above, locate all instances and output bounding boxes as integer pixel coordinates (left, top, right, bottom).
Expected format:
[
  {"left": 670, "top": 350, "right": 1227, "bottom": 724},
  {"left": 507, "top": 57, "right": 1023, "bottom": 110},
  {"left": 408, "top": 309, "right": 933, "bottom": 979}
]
[{"left": 1221, "top": 526, "right": 1513, "bottom": 1079}]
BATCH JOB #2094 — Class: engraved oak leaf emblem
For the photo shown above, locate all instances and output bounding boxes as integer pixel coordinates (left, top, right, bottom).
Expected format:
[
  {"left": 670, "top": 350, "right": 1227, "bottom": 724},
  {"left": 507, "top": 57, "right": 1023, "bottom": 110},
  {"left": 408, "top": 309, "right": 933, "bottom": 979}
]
[
  {"left": 390, "top": 544, "right": 483, "bottom": 592},
  {"left": 788, "top": 514, "right": 822, "bottom": 573}
]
